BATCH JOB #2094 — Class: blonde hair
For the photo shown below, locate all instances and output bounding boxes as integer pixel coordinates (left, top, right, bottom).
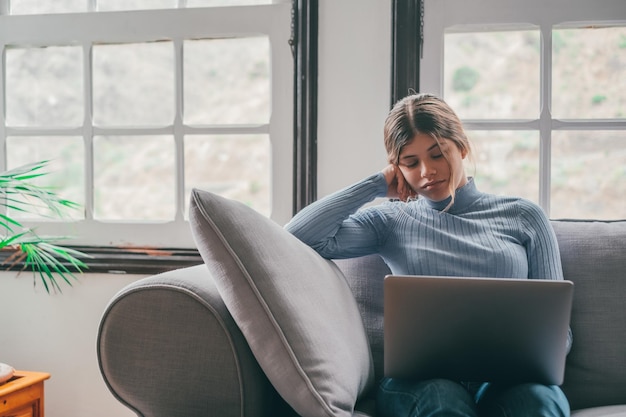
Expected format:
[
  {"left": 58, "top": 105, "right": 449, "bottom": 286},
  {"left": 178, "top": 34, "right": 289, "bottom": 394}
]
[{"left": 383, "top": 93, "right": 472, "bottom": 209}]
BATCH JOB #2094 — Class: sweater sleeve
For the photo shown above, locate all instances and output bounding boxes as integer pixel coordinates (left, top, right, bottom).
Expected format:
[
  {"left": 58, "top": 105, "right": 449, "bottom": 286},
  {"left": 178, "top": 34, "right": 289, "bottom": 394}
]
[
  {"left": 517, "top": 199, "right": 572, "bottom": 352},
  {"left": 517, "top": 199, "right": 563, "bottom": 281},
  {"left": 284, "top": 172, "right": 390, "bottom": 259}
]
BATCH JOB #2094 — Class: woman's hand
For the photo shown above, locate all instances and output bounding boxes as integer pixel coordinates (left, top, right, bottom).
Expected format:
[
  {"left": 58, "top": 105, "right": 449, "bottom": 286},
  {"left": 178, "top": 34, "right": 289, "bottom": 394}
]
[{"left": 382, "top": 164, "right": 417, "bottom": 201}]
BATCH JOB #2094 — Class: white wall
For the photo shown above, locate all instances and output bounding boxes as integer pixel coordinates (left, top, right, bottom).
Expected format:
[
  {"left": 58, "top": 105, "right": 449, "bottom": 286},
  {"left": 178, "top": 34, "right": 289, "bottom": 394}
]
[
  {"left": 317, "top": 0, "right": 391, "bottom": 197},
  {"left": 0, "top": 1, "right": 391, "bottom": 416},
  {"left": 0, "top": 272, "right": 138, "bottom": 417}
]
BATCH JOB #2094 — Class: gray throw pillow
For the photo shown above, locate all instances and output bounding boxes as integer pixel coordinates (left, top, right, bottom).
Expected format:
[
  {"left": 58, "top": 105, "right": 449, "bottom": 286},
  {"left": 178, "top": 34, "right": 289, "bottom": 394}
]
[{"left": 189, "top": 188, "right": 374, "bottom": 417}]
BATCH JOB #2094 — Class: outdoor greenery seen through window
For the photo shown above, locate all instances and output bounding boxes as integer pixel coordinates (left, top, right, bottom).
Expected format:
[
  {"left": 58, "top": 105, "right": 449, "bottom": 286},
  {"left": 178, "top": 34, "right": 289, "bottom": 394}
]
[
  {"left": 4, "top": 2, "right": 272, "bottom": 222},
  {"left": 445, "top": 26, "right": 625, "bottom": 219}
]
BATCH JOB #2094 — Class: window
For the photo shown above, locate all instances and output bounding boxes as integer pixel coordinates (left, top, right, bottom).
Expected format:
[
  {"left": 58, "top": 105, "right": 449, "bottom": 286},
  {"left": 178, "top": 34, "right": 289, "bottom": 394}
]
[
  {"left": 419, "top": 0, "right": 626, "bottom": 220},
  {"left": 0, "top": 0, "right": 294, "bottom": 249}
]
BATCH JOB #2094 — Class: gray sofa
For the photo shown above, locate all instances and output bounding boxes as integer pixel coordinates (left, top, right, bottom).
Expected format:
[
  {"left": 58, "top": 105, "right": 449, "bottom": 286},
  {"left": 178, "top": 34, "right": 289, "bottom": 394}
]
[{"left": 97, "top": 189, "right": 626, "bottom": 417}]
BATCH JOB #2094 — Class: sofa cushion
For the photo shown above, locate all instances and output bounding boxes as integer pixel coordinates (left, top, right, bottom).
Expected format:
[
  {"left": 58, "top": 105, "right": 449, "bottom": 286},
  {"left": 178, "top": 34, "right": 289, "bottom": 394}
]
[
  {"left": 553, "top": 220, "right": 626, "bottom": 410},
  {"left": 189, "top": 188, "right": 374, "bottom": 417},
  {"left": 336, "top": 221, "right": 626, "bottom": 413},
  {"left": 334, "top": 255, "right": 390, "bottom": 385},
  {"left": 570, "top": 404, "right": 626, "bottom": 417}
]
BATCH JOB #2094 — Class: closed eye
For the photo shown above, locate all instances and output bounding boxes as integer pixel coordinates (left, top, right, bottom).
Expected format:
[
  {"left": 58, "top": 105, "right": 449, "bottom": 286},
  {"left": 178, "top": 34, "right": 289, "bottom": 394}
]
[
  {"left": 401, "top": 159, "right": 419, "bottom": 168},
  {"left": 400, "top": 156, "right": 420, "bottom": 168}
]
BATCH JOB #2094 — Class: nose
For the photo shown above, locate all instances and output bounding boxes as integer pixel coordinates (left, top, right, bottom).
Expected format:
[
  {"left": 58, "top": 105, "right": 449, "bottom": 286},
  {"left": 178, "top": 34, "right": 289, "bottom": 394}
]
[{"left": 421, "top": 161, "right": 436, "bottom": 178}]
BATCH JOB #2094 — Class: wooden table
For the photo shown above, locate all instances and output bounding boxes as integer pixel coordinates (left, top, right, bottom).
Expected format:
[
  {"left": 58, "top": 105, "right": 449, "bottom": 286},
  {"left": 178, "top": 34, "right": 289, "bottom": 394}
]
[{"left": 0, "top": 371, "right": 50, "bottom": 417}]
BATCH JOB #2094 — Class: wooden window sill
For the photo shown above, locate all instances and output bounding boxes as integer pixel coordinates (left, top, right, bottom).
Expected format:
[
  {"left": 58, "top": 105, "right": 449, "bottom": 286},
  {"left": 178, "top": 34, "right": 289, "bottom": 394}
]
[{"left": 0, "top": 246, "right": 204, "bottom": 276}]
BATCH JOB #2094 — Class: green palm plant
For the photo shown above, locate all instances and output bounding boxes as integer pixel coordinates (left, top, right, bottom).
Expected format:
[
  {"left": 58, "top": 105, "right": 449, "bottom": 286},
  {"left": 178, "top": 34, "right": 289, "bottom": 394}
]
[{"left": 0, "top": 160, "right": 88, "bottom": 293}]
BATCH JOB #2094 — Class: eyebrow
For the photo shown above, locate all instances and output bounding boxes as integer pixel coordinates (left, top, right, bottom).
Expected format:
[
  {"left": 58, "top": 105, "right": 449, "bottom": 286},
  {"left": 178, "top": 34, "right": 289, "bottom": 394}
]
[{"left": 400, "top": 143, "right": 440, "bottom": 160}]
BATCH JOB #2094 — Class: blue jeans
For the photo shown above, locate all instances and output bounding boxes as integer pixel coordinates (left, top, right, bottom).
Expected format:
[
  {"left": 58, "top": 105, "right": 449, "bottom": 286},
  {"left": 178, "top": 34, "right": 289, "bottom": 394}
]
[{"left": 376, "top": 378, "right": 570, "bottom": 417}]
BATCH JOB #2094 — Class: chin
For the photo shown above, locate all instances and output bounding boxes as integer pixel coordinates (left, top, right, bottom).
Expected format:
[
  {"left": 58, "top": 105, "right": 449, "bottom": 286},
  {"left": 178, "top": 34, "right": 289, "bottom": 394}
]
[{"left": 433, "top": 194, "right": 452, "bottom": 203}]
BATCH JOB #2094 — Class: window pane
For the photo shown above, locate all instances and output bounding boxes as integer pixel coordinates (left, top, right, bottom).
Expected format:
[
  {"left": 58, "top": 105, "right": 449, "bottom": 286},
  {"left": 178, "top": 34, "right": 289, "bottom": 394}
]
[
  {"left": 552, "top": 26, "right": 626, "bottom": 119},
  {"left": 97, "top": 0, "right": 176, "bottom": 11},
  {"left": 468, "top": 130, "right": 539, "bottom": 202},
  {"left": 94, "top": 135, "right": 175, "bottom": 221},
  {"left": 444, "top": 30, "right": 540, "bottom": 119},
  {"left": 184, "top": 37, "right": 270, "bottom": 125},
  {"left": 6, "top": 136, "right": 84, "bottom": 220},
  {"left": 10, "top": 0, "right": 86, "bottom": 14},
  {"left": 93, "top": 42, "right": 174, "bottom": 126},
  {"left": 5, "top": 46, "right": 83, "bottom": 127},
  {"left": 551, "top": 131, "right": 626, "bottom": 220},
  {"left": 184, "top": 134, "right": 270, "bottom": 217}
]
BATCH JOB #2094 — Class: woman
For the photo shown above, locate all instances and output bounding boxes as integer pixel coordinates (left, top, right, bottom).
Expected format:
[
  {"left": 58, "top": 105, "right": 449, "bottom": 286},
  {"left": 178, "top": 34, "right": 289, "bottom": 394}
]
[{"left": 285, "top": 93, "right": 571, "bottom": 417}]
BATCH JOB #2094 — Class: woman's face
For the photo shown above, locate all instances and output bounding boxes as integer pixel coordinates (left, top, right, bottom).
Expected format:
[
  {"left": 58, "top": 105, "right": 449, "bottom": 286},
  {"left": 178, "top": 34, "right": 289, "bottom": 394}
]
[{"left": 396, "top": 133, "right": 468, "bottom": 202}]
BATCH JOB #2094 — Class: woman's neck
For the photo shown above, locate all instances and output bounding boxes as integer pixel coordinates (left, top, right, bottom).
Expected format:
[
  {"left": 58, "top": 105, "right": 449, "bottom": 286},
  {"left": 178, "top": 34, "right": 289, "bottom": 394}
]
[{"left": 423, "top": 177, "right": 480, "bottom": 213}]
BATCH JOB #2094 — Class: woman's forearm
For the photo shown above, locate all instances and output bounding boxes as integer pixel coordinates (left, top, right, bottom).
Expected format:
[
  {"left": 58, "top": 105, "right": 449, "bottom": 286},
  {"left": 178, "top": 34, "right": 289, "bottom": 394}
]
[{"left": 284, "top": 172, "right": 388, "bottom": 254}]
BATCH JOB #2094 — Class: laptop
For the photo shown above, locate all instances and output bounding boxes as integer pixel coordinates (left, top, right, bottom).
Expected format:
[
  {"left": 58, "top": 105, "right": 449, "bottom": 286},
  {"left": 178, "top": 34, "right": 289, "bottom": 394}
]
[{"left": 384, "top": 275, "right": 574, "bottom": 385}]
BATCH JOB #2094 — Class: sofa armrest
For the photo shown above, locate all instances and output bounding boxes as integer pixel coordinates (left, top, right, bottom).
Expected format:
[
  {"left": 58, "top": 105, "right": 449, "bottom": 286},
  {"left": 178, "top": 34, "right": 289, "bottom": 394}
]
[{"left": 97, "top": 264, "right": 289, "bottom": 417}]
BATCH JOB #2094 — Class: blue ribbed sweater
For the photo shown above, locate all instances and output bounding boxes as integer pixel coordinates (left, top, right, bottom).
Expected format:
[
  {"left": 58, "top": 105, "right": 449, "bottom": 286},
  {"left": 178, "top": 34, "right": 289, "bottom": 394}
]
[
  {"left": 285, "top": 173, "right": 564, "bottom": 281},
  {"left": 285, "top": 173, "right": 573, "bottom": 362},
  {"left": 286, "top": 173, "right": 572, "bottom": 350}
]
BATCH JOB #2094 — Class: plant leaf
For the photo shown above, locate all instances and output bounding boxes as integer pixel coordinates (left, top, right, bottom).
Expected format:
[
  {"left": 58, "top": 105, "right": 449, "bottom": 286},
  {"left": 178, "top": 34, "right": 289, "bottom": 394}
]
[{"left": 1, "top": 160, "right": 87, "bottom": 293}]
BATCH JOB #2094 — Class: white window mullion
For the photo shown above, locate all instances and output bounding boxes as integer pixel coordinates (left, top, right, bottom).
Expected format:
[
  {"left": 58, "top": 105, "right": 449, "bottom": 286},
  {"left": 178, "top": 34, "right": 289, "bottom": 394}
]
[
  {"left": 463, "top": 120, "right": 540, "bottom": 131},
  {"left": 174, "top": 37, "right": 185, "bottom": 222},
  {"left": 267, "top": 2, "right": 295, "bottom": 224},
  {"left": 0, "top": 43, "right": 6, "bottom": 173},
  {"left": 84, "top": 41, "right": 95, "bottom": 221},
  {"left": 184, "top": 125, "right": 269, "bottom": 135},
  {"left": 553, "top": 120, "right": 626, "bottom": 130},
  {"left": 539, "top": 22, "right": 553, "bottom": 214}
]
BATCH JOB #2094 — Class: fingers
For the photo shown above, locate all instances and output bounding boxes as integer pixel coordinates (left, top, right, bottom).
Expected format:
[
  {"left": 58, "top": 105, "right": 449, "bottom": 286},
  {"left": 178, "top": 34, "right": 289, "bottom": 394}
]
[
  {"left": 382, "top": 164, "right": 416, "bottom": 201},
  {"left": 396, "top": 171, "right": 414, "bottom": 202},
  {"left": 381, "top": 164, "right": 397, "bottom": 186},
  {"left": 395, "top": 167, "right": 408, "bottom": 197}
]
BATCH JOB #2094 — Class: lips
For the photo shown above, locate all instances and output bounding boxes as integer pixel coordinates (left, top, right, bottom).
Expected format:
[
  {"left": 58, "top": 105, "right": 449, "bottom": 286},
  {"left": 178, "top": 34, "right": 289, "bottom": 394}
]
[{"left": 422, "top": 179, "right": 446, "bottom": 190}]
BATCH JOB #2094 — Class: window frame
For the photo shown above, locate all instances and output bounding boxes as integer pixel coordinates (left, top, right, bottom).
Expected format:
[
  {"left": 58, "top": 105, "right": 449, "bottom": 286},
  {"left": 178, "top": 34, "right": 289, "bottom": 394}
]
[
  {"left": 396, "top": 0, "right": 626, "bottom": 218},
  {"left": 391, "top": 0, "right": 422, "bottom": 106},
  {"left": 0, "top": 1, "right": 318, "bottom": 273},
  {"left": 292, "top": 0, "right": 319, "bottom": 214}
]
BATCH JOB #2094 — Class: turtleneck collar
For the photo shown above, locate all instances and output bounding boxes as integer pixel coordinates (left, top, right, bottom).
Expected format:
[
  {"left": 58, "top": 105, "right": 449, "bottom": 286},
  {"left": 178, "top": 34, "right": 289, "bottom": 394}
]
[{"left": 422, "top": 177, "right": 481, "bottom": 214}]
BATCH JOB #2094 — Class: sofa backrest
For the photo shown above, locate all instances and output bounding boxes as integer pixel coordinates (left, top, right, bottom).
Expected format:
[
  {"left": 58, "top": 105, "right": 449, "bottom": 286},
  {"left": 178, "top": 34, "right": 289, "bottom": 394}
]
[
  {"left": 552, "top": 220, "right": 626, "bottom": 410},
  {"left": 334, "top": 220, "right": 626, "bottom": 411}
]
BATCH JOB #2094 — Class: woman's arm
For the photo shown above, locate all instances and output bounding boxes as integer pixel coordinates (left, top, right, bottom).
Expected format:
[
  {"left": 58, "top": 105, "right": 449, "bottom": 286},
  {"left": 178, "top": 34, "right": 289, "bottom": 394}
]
[
  {"left": 518, "top": 200, "right": 564, "bottom": 281},
  {"left": 517, "top": 199, "right": 572, "bottom": 351},
  {"left": 284, "top": 172, "right": 390, "bottom": 259}
]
